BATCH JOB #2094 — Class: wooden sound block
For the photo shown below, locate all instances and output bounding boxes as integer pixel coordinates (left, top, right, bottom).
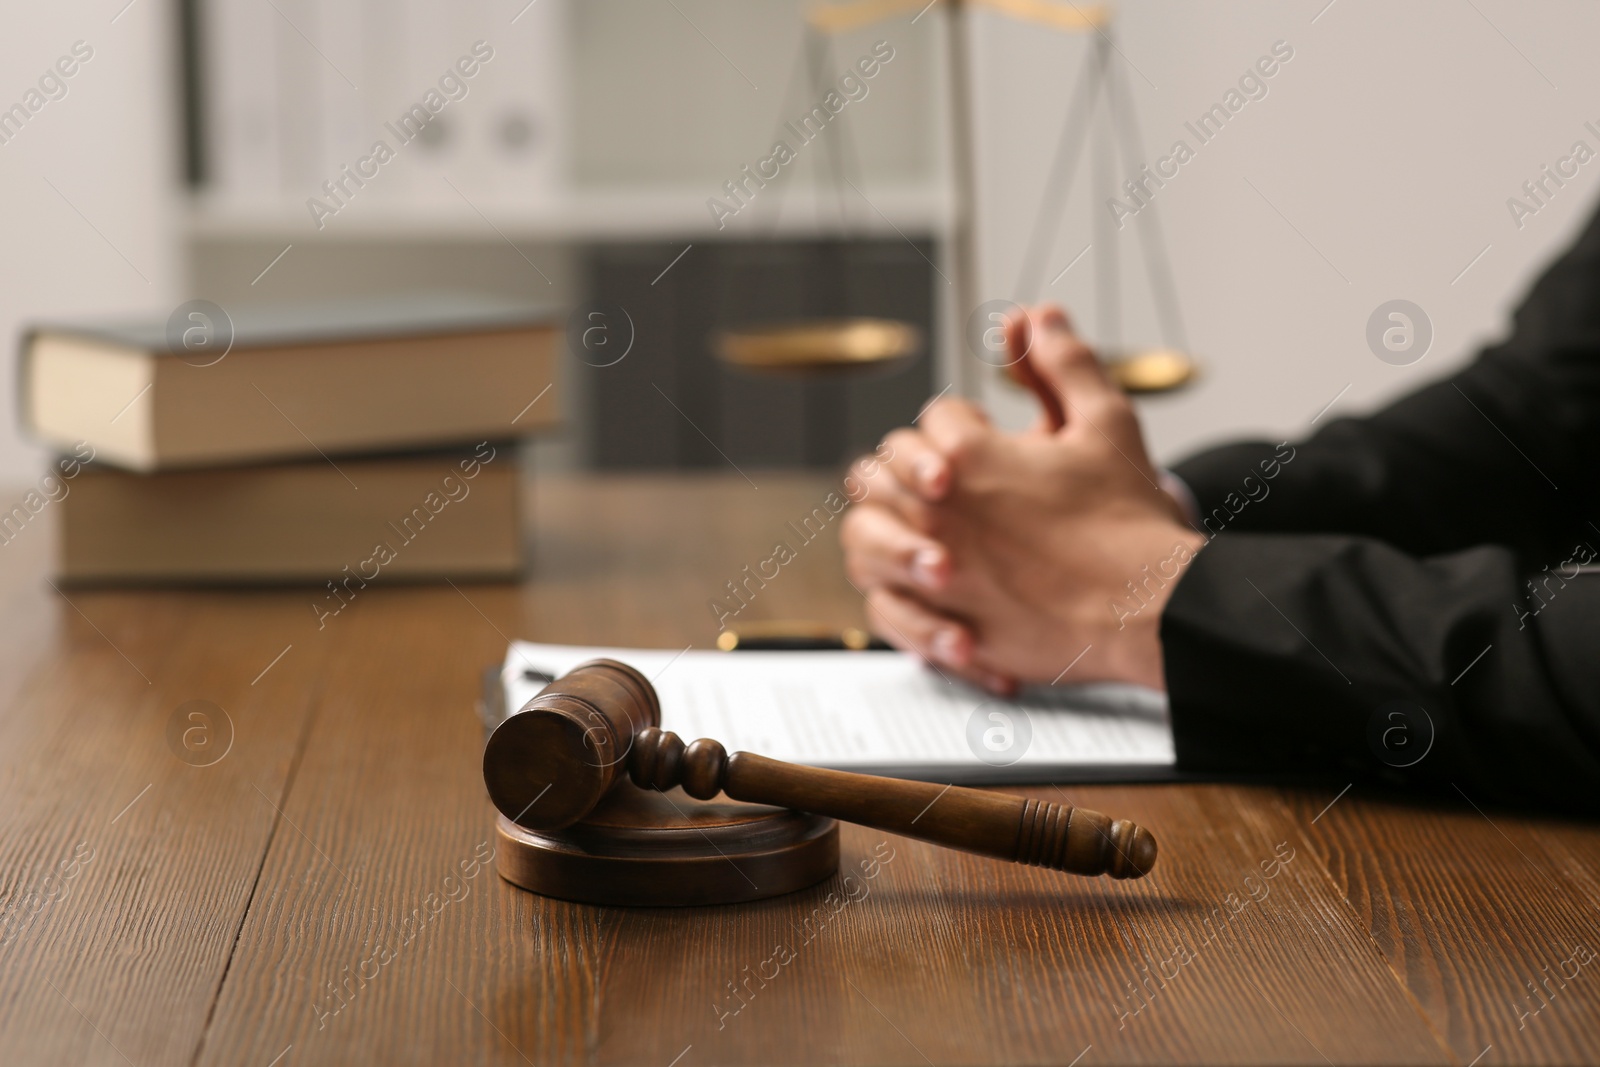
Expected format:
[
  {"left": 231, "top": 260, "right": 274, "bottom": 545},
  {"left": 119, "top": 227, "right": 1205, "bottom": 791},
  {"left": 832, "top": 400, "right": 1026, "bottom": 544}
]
[{"left": 494, "top": 785, "right": 839, "bottom": 907}]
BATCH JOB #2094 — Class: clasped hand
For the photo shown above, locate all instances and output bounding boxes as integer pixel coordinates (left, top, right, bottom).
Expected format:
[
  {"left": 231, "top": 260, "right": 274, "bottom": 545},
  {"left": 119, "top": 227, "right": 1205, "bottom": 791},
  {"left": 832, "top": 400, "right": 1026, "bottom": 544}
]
[{"left": 839, "top": 306, "right": 1204, "bottom": 694}]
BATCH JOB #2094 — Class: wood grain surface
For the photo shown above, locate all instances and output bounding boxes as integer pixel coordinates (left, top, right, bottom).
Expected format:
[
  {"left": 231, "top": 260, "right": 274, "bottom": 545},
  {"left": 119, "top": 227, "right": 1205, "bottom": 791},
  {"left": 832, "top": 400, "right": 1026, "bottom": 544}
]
[{"left": 1, "top": 472, "right": 1597, "bottom": 1065}]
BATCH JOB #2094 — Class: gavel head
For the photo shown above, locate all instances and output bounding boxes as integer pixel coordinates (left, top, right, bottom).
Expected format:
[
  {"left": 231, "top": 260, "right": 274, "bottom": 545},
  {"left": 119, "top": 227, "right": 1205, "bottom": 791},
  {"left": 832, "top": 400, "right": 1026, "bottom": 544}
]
[{"left": 483, "top": 659, "right": 660, "bottom": 831}]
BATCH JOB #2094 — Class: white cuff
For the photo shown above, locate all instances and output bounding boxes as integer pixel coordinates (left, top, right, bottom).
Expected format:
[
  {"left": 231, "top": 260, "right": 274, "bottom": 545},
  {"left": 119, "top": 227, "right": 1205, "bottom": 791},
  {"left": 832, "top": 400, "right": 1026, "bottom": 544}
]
[{"left": 1159, "top": 469, "right": 1201, "bottom": 529}]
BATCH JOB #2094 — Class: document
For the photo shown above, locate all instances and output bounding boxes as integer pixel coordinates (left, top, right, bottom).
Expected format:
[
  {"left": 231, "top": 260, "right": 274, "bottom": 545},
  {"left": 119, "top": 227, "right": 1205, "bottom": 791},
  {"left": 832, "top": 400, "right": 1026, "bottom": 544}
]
[{"left": 497, "top": 642, "right": 1177, "bottom": 785}]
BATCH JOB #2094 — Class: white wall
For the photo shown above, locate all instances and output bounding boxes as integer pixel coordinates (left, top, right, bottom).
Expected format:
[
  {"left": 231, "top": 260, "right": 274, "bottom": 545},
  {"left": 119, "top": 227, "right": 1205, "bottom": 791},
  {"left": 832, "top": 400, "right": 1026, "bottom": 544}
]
[
  {"left": 570, "top": 0, "right": 940, "bottom": 205},
  {"left": 0, "top": 0, "right": 180, "bottom": 482},
  {"left": 965, "top": 0, "right": 1600, "bottom": 462}
]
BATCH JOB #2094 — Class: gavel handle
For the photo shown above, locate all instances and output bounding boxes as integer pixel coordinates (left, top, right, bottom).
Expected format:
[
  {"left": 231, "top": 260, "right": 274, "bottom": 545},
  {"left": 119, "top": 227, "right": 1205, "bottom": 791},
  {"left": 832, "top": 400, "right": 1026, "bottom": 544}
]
[{"left": 628, "top": 728, "right": 1156, "bottom": 879}]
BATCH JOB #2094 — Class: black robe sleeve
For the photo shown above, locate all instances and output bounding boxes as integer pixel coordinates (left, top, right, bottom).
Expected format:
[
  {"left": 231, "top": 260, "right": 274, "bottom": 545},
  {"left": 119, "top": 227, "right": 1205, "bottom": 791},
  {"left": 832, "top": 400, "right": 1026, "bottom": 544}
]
[{"left": 1161, "top": 198, "right": 1600, "bottom": 813}]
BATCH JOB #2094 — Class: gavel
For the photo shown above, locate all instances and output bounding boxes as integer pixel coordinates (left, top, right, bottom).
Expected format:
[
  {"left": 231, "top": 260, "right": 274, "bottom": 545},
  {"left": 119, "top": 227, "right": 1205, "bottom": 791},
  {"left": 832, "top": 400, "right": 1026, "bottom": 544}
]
[{"left": 482, "top": 659, "right": 1157, "bottom": 879}]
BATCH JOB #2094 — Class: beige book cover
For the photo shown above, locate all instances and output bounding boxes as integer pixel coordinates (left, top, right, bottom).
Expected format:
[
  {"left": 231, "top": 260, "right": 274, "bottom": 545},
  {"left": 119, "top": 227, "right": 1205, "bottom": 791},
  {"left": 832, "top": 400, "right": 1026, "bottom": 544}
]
[
  {"left": 21, "top": 295, "right": 559, "bottom": 472},
  {"left": 56, "top": 445, "right": 522, "bottom": 586}
]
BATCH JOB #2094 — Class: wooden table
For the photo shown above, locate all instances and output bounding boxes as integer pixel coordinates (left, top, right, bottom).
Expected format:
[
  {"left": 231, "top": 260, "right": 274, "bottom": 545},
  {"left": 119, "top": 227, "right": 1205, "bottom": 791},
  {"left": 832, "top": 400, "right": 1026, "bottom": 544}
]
[{"left": 3, "top": 472, "right": 1597, "bottom": 1066}]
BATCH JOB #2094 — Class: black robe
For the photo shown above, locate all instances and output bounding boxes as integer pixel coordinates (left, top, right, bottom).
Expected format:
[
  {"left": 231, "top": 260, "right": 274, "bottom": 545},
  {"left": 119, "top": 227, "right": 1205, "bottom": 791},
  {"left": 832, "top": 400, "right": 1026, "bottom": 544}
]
[{"left": 1162, "top": 201, "right": 1600, "bottom": 814}]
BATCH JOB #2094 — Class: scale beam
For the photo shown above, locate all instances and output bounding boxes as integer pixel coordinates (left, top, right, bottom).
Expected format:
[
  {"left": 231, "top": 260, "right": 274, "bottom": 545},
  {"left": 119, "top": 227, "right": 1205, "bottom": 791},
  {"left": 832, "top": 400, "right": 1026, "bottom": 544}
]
[{"left": 807, "top": 0, "right": 1111, "bottom": 35}]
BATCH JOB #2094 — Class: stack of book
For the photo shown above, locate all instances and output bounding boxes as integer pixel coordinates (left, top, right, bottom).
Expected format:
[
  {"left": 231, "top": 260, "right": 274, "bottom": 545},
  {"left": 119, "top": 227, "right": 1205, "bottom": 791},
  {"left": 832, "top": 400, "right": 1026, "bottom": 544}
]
[{"left": 19, "top": 295, "right": 559, "bottom": 584}]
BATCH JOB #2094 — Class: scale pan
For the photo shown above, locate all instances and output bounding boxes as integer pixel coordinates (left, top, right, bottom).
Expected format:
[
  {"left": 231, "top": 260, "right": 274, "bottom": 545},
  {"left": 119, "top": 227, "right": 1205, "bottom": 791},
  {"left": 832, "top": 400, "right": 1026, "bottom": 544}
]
[
  {"left": 1103, "top": 347, "right": 1199, "bottom": 394},
  {"left": 715, "top": 318, "right": 922, "bottom": 376}
]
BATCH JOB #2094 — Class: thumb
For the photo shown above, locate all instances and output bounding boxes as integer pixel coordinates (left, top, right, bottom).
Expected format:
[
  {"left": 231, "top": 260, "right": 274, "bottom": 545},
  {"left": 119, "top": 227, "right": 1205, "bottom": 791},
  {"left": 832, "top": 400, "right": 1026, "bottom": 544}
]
[
  {"left": 1005, "top": 309, "right": 1065, "bottom": 433},
  {"left": 1014, "top": 305, "right": 1120, "bottom": 434}
]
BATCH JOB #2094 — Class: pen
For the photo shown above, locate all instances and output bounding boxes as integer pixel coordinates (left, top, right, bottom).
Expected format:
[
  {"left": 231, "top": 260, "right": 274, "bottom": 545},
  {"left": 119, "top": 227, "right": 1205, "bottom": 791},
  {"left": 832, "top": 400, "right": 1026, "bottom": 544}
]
[{"left": 715, "top": 623, "right": 889, "bottom": 652}]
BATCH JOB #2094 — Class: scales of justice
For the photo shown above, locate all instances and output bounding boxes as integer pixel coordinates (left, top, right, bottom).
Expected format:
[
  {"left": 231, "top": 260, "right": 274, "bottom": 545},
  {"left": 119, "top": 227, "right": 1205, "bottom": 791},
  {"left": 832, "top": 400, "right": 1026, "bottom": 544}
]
[
  {"left": 484, "top": 0, "right": 1181, "bottom": 906},
  {"left": 714, "top": 0, "right": 1198, "bottom": 396}
]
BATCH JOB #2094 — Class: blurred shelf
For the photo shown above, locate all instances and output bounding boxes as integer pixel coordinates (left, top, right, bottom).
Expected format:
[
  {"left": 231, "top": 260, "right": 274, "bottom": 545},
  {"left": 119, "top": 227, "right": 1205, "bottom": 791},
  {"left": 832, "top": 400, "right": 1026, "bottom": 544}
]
[{"left": 185, "top": 185, "right": 953, "bottom": 244}]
